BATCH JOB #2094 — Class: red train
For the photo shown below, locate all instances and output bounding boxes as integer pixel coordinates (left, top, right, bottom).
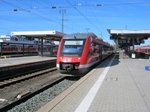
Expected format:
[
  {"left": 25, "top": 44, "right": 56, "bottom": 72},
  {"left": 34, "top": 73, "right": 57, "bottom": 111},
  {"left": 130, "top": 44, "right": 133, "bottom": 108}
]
[
  {"left": 56, "top": 33, "right": 113, "bottom": 76},
  {"left": 0, "top": 42, "right": 38, "bottom": 55},
  {"left": 0, "top": 41, "right": 58, "bottom": 56},
  {"left": 135, "top": 46, "right": 150, "bottom": 55}
]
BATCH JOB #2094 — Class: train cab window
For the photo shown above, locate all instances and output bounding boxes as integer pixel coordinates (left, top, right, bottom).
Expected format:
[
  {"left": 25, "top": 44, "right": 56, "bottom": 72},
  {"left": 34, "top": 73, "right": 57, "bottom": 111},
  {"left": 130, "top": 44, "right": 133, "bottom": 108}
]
[{"left": 61, "top": 39, "right": 85, "bottom": 56}]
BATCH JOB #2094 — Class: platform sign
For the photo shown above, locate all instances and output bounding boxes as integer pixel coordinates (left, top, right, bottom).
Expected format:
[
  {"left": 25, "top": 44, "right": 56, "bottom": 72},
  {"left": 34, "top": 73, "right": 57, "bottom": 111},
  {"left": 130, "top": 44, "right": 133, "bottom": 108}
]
[{"left": 145, "top": 66, "right": 150, "bottom": 71}]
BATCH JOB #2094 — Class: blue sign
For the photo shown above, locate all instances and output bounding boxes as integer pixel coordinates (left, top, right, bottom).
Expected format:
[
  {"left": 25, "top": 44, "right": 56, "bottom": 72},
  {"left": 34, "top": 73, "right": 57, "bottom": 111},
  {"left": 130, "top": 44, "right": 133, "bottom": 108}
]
[{"left": 145, "top": 66, "right": 150, "bottom": 71}]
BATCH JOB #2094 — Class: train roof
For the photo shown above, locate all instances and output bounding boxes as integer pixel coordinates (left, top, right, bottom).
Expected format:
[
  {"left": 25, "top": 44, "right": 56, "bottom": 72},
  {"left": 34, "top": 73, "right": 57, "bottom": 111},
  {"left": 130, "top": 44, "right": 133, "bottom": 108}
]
[
  {"left": 63, "top": 33, "right": 96, "bottom": 39},
  {"left": 63, "top": 33, "right": 112, "bottom": 48},
  {"left": 1, "top": 40, "right": 35, "bottom": 45},
  {"left": 136, "top": 45, "right": 150, "bottom": 49}
]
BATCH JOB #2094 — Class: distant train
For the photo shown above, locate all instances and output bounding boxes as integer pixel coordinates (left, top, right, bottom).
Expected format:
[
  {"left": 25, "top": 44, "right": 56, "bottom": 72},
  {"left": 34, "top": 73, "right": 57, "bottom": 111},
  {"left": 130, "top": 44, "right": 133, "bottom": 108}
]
[
  {"left": 56, "top": 33, "right": 113, "bottom": 76},
  {"left": 0, "top": 36, "right": 58, "bottom": 56},
  {"left": 135, "top": 46, "right": 150, "bottom": 55}
]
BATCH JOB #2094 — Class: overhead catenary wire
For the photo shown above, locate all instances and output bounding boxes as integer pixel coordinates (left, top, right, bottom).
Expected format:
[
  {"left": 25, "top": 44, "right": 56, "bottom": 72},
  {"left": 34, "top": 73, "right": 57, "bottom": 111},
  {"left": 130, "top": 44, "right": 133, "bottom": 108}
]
[
  {"left": 0, "top": 0, "right": 76, "bottom": 32},
  {"left": 0, "top": 0, "right": 63, "bottom": 27},
  {"left": 1, "top": 0, "right": 150, "bottom": 34},
  {"left": 65, "top": 0, "right": 102, "bottom": 33},
  {"left": 98, "top": 1, "right": 150, "bottom": 6}
]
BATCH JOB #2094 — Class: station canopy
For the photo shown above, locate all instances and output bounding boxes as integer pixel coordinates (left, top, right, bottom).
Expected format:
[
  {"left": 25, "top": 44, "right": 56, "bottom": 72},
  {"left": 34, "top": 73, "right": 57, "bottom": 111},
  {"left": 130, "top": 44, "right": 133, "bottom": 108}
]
[
  {"left": 11, "top": 30, "right": 64, "bottom": 41},
  {"left": 107, "top": 29, "right": 150, "bottom": 48}
]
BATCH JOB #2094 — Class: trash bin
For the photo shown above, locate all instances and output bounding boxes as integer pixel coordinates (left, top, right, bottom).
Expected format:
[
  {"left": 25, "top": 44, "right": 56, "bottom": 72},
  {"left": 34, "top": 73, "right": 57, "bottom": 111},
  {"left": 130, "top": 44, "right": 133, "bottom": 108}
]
[{"left": 131, "top": 53, "right": 135, "bottom": 59}]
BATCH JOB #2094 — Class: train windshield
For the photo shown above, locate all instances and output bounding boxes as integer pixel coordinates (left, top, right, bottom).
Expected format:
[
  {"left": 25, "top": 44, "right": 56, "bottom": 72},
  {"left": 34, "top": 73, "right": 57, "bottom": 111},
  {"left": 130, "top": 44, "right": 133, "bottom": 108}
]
[{"left": 61, "top": 39, "right": 85, "bottom": 56}]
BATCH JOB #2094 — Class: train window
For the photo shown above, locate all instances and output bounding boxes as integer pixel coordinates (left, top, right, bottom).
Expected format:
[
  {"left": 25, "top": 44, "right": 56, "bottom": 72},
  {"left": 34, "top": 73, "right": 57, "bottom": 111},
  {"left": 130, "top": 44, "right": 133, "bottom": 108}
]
[
  {"left": 61, "top": 39, "right": 85, "bottom": 56},
  {"left": 28, "top": 45, "right": 33, "bottom": 47},
  {"left": 15, "top": 38, "right": 18, "bottom": 41},
  {"left": 141, "top": 49, "right": 145, "bottom": 52},
  {"left": 145, "top": 49, "right": 147, "bottom": 53}
]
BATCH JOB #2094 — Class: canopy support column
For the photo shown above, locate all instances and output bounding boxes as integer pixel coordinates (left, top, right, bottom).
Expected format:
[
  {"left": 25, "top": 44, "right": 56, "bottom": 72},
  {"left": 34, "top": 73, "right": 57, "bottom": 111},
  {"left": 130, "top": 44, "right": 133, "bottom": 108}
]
[
  {"left": 41, "top": 37, "right": 43, "bottom": 56},
  {"left": 132, "top": 38, "right": 135, "bottom": 52}
]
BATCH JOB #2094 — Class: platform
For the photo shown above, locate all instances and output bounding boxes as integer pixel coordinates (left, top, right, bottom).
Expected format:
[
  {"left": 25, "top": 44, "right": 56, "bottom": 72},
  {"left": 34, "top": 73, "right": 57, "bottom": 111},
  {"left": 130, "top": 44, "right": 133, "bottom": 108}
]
[
  {"left": 0, "top": 56, "right": 56, "bottom": 68},
  {"left": 37, "top": 55, "right": 150, "bottom": 112}
]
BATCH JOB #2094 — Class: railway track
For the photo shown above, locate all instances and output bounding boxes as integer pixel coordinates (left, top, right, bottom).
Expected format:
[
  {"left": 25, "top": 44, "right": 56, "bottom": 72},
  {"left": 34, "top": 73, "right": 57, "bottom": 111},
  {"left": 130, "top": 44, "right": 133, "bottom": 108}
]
[
  {"left": 0, "top": 59, "right": 56, "bottom": 81},
  {"left": 0, "top": 62, "right": 80, "bottom": 112},
  {"left": 0, "top": 67, "right": 57, "bottom": 88},
  {"left": 0, "top": 68, "right": 66, "bottom": 111}
]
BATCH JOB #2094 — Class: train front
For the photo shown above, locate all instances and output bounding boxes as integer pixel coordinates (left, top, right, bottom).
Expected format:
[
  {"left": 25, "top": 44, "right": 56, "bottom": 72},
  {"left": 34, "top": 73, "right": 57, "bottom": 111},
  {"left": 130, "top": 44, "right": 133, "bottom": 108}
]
[{"left": 56, "top": 34, "right": 86, "bottom": 76}]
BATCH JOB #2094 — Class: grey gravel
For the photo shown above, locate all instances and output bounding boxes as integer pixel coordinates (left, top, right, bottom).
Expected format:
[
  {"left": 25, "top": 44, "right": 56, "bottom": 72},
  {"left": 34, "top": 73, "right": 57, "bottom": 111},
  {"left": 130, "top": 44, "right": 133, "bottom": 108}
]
[{"left": 7, "top": 79, "right": 75, "bottom": 112}]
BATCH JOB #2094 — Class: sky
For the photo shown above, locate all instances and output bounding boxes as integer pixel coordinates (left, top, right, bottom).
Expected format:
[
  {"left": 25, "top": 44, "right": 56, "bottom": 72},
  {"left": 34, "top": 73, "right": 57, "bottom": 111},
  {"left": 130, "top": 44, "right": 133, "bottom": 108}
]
[{"left": 0, "top": 0, "right": 150, "bottom": 45}]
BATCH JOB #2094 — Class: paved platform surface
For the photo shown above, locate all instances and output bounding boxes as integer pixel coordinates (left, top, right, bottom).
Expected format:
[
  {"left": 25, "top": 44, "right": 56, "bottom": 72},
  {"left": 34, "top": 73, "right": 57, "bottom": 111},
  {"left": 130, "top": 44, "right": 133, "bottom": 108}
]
[
  {"left": 0, "top": 56, "right": 56, "bottom": 68},
  {"left": 37, "top": 55, "right": 150, "bottom": 112}
]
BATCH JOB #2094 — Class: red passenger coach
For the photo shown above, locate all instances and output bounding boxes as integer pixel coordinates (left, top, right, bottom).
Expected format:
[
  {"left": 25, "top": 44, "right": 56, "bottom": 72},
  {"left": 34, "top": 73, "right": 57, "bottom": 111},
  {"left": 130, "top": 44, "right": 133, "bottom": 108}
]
[
  {"left": 56, "top": 33, "right": 113, "bottom": 76},
  {"left": 135, "top": 46, "right": 150, "bottom": 55}
]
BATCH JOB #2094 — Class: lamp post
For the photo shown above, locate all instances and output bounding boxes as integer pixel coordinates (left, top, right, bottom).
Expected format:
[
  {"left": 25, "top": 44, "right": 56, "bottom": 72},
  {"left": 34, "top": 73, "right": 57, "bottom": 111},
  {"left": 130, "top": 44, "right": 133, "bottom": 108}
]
[
  {"left": 52, "top": 6, "right": 66, "bottom": 33},
  {"left": 60, "top": 9, "right": 66, "bottom": 33}
]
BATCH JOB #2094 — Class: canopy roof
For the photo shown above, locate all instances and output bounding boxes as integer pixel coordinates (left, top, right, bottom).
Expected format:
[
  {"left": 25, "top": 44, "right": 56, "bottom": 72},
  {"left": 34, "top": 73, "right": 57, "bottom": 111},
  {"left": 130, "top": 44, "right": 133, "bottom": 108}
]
[
  {"left": 11, "top": 30, "right": 64, "bottom": 41},
  {"left": 107, "top": 29, "right": 150, "bottom": 48}
]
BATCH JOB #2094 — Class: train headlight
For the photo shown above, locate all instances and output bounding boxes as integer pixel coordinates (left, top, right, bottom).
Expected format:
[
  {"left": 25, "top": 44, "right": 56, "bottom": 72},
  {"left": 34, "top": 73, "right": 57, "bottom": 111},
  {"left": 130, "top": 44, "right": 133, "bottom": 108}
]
[{"left": 75, "top": 66, "right": 78, "bottom": 69}]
